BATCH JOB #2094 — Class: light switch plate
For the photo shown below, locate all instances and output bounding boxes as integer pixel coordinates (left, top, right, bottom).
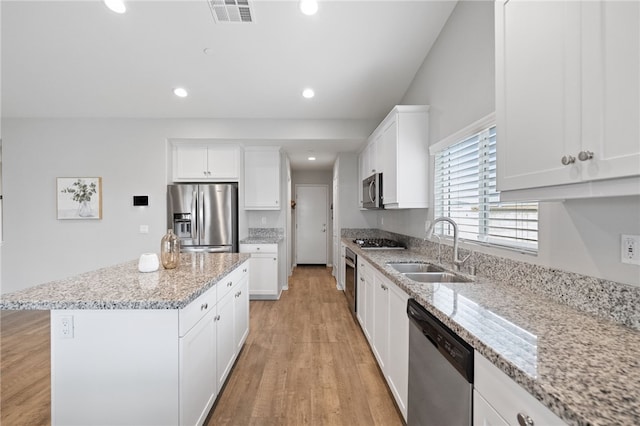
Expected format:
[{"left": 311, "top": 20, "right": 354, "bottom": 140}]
[{"left": 621, "top": 234, "right": 640, "bottom": 265}]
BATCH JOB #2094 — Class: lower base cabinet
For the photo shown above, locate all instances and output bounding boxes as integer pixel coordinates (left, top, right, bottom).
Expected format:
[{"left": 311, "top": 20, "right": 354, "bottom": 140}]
[
  {"left": 357, "top": 258, "right": 409, "bottom": 422},
  {"left": 179, "top": 308, "right": 217, "bottom": 426},
  {"left": 51, "top": 260, "right": 250, "bottom": 426},
  {"left": 473, "top": 354, "right": 567, "bottom": 426},
  {"left": 240, "top": 243, "right": 279, "bottom": 299}
]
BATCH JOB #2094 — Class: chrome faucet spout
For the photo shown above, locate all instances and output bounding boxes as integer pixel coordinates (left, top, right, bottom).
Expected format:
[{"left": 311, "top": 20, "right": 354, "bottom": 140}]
[{"left": 425, "top": 217, "right": 470, "bottom": 271}]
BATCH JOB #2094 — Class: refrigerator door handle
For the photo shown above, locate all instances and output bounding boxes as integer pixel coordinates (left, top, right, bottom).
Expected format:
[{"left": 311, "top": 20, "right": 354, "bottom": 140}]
[
  {"left": 199, "top": 191, "right": 205, "bottom": 245},
  {"left": 191, "top": 190, "right": 198, "bottom": 242}
]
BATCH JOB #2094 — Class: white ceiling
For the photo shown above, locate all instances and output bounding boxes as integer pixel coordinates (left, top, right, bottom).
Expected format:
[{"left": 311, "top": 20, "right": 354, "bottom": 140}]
[{"left": 1, "top": 0, "right": 456, "bottom": 169}]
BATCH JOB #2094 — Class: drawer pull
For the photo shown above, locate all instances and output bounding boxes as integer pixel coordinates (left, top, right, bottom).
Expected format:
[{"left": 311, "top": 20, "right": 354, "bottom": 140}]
[
  {"left": 200, "top": 303, "right": 208, "bottom": 310},
  {"left": 516, "top": 413, "right": 534, "bottom": 426},
  {"left": 227, "top": 281, "right": 233, "bottom": 287}
]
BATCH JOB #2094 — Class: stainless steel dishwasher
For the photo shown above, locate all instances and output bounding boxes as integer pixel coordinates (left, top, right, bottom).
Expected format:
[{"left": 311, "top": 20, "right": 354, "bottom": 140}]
[{"left": 407, "top": 299, "right": 474, "bottom": 426}]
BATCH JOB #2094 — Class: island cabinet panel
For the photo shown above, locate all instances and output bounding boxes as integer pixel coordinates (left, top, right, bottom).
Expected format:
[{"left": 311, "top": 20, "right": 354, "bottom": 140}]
[
  {"left": 51, "top": 309, "right": 180, "bottom": 426},
  {"left": 216, "top": 286, "right": 236, "bottom": 392},
  {"left": 234, "top": 273, "right": 250, "bottom": 352},
  {"left": 50, "top": 259, "right": 250, "bottom": 426},
  {"left": 180, "top": 308, "right": 217, "bottom": 426}
]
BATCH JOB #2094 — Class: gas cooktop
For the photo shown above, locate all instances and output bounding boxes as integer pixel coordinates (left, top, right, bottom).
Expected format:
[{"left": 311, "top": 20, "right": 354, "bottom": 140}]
[{"left": 353, "top": 238, "right": 406, "bottom": 250}]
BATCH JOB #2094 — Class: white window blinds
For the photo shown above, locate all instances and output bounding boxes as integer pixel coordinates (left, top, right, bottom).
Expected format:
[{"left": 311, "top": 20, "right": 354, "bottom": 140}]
[{"left": 433, "top": 125, "right": 538, "bottom": 252}]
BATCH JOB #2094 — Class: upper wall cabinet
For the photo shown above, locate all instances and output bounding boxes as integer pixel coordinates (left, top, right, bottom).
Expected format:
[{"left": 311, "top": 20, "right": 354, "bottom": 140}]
[
  {"left": 359, "top": 105, "right": 429, "bottom": 209},
  {"left": 244, "top": 147, "right": 281, "bottom": 210},
  {"left": 173, "top": 143, "right": 241, "bottom": 182},
  {"left": 381, "top": 106, "right": 430, "bottom": 209},
  {"left": 496, "top": 0, "right": 640, "bottom": 200}
]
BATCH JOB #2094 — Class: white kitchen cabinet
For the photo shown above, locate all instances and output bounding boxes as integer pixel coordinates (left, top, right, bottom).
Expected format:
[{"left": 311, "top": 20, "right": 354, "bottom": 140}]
[
  {"left": 179, "top": 308, "right": 217, "bottom": 426},
  {"left": 215, "top": 287, "right": 236, "bottom": 393},
  {"left": 173, "top": 143, "right": 241, "bottom": 181},
  {"left": 240, "top": 243, "right": 279, "bottom": 299},
  {"left": 386, "top": 276, "right": 409, "bottom": 420},
  {"left": 496, "top": 0, "right": 640, "bottom": 198},
  {"left": 360, "top": 258, "right": 375, "bottom": 342},
  {"left": 473, "top": 390, "right": 509, "bottom": 426},
  {"left": 234, "top": 273, "right": 250, "bottom": 353},
  {"left": 474, "top": 354, "right": 567, "bottom": 426},
  {"left": 372, "top": 273, "right": 389, "bottom": 370},
  {"left": 244, "top": 147, "right": 281, "bottom": 210},
  {"left": 380, "top": 106, "right": 430, "bottom": 209},
  {"left": 355, "top": 259, "right": 409, "bottom": 422}
]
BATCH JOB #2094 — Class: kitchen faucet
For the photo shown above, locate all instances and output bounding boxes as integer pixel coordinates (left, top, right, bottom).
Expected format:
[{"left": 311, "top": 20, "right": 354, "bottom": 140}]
[{"left": 425, "top": 217, "right": 471, "bottom": 271}]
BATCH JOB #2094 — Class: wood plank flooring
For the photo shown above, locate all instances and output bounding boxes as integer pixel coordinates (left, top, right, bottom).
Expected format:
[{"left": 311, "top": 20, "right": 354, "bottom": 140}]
[
  {"left": 207, "top": 265, "right": 403, "bottom": 425},
  {"left": 1, "top": 309, "right": 51, "bottom": 425},
  {"left": 0, "top": 266, "right": 403, "bottom": 425}
]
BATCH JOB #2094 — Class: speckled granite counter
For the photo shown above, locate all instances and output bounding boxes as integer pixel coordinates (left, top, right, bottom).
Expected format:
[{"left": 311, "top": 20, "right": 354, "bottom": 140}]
[
  {"left": 240, "top": 227, "right": 284, "bottom": 244},
  {"left": 343, "top": 238, "right": 640, "bottom": 426},
  {"left": 240, "top": 236, "right": 283, "bottom": 244},
  {"left": 0, "top": 252, "right": 250, "bottom": 310}
]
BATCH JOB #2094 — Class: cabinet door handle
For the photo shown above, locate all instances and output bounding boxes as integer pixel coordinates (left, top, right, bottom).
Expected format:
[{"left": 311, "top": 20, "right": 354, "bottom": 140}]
[
  {"left": 201, "top": 303, "right": 208, "bottom": 310},
  {"left": 578, "top": 150, "right": 594, "bottom": 161},
  {"left": 516, "top": 413, "right": 534, "bottom": 426},
  {"left": 214, "top": 315, "right": 220, "bottom": 321},
  {"left": 227, "top": 281, "right": 233, "bottom": 287},
  {"left": 561, "top": 155, "right": 575, "bottom": 165}
]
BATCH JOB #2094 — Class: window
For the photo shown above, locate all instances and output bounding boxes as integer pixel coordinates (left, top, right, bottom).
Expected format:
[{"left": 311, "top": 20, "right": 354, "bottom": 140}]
[{"left": 433, "top": 124, "right": 538, "bottom": 252}]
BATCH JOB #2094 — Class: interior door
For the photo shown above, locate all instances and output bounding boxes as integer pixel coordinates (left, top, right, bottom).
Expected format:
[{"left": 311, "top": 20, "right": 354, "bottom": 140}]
[{"left": 295, "top": 185, "right": 328, "bottom": 264}]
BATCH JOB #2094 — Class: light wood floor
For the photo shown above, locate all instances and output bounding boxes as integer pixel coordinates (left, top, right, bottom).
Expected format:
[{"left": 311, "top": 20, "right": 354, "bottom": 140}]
[
  {"left": 0, "top": 266, "right": 403, "bottom": 425},
  {"left": 1, "top": 309, "right": 51, "bottom": 425}
]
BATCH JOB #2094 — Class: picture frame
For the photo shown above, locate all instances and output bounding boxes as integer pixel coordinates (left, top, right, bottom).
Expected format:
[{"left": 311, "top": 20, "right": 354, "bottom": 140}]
[{"left": 56, "top": 177, "right": 102, "bottom": 220}]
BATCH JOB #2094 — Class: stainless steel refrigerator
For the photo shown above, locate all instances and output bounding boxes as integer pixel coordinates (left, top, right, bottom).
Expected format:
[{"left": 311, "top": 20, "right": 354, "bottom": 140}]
[{"left": 167, "top": 183, "right": 238, "bottom": 253}]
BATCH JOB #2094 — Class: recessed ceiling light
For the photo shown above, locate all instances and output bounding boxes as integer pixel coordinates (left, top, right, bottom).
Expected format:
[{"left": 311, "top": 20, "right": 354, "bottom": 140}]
[
  {"left": 308, "top": 156, "right": 317, "bottom": 161},
  {"left": 173, "top": 87, "right": 188, "bottom": 98},
  {"left": 104, "top": 0, "right": 126, "bottom": 14},
  {"left": 299, "top": 0, "right": 318, "bottom": 16},
  {"left": 302, "top": 88, "right": 315, "bottom": 99}
]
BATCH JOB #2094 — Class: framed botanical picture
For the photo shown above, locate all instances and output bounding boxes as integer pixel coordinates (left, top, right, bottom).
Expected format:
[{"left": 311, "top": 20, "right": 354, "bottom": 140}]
[{"left": 57, "top": 177, "right": 102, "bottom": 220}]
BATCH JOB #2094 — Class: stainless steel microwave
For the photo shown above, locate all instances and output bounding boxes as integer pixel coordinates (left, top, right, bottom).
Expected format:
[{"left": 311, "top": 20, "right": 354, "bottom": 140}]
[{"left": 363, "top": 173, "right": 383, "bottom": 209}]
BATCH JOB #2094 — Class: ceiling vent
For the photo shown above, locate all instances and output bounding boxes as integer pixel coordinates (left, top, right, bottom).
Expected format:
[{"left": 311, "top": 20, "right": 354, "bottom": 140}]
[{"left": 208, "top": 0, "right": 254, "bottom": 23}]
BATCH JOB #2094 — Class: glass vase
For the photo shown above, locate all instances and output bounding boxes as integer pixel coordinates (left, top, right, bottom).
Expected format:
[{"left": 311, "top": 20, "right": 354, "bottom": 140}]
[{"left": 161, "top": 229, "right": 180, "bottom": 269}]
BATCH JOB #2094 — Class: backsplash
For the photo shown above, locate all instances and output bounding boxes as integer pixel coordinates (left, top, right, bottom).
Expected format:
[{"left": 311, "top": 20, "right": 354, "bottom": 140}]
[{"left": 343, "top": 228, "right": 640, "bottom": 330}]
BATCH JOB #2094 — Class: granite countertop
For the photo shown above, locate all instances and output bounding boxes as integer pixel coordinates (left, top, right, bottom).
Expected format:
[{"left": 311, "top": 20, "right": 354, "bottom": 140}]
[
  {"left": 0, "top": 252, "right": 251, "bottom": 310},
  {"left": 240, "top": 236, "right": 283, "bottom": 244},
  {"left": 343, "top": 238, "right": 640, "bottom": 426}
]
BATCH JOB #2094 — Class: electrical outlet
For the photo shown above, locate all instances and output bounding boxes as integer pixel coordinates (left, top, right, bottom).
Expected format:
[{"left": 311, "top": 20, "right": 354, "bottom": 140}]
[
  {"left": 261, "top": 217, "right": 267, "bottom": 225},
  {"left": 59, "top": 315, "right": 74, "bottom": 339},
  {"left": 621, "top": 234, "right": 640, "bottom": 265}
]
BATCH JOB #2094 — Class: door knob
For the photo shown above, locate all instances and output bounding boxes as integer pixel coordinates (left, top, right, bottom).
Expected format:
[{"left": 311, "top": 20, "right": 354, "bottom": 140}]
[{"left": 561, "top": 155, "right": 575, "bottom": 165}]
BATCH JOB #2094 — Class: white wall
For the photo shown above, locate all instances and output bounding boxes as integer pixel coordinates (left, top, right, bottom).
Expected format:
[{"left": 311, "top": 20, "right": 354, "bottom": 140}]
[
  {"left": 1, "top": 117, "right": 372, "bottom": 294},
  {"left": 382, "top": 0, "right": 640, "bottom": 286}
]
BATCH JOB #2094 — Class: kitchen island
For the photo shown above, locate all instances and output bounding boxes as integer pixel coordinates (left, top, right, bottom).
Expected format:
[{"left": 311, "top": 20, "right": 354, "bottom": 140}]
[
  {"left": 343, "top": 238, "right": 640, "bottom": 426},
  {"left": 0, "top": 252, "right": 251, "bottom": 426}
]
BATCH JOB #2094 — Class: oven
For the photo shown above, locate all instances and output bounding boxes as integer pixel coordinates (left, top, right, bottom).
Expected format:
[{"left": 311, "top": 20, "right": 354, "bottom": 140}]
[{"left": 344, "top": 247, "right": 357, "bottom": 317}]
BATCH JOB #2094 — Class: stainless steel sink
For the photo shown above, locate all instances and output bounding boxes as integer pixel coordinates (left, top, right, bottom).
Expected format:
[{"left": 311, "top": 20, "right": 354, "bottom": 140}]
[
  {"left": 386, "top": 262, "right": 444, "bottom": 273},
  {"left": 402, "top": 272, "right": 472, "bottom": 283}
]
